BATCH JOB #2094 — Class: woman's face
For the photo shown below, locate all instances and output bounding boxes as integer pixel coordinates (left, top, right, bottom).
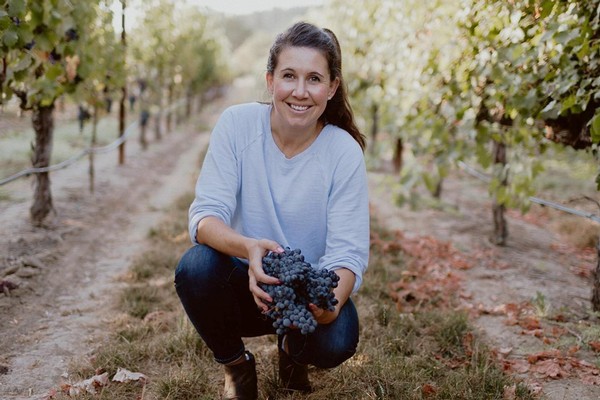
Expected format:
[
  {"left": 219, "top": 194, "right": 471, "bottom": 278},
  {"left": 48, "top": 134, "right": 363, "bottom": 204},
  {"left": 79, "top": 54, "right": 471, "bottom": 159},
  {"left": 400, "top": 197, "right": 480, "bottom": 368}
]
[{"left": 267, "top": 46, "right": 339, "bottom": 134}]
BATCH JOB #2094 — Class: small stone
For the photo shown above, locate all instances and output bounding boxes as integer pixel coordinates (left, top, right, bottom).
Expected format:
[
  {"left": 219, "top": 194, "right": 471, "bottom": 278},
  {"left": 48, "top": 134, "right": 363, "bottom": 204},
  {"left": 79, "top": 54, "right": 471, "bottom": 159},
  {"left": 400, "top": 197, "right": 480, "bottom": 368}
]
[
  {"left": 21, "top": 256, "right": 46, "bottom": 269},
  {"left": 0, "top": 279, "right": 19, "bottom": 295},
  {"left": 1, "top": 264, "right": 20, "bottom": 278},
  {"left": 16, "top": 267, "right": 38, "bottom": 278}
]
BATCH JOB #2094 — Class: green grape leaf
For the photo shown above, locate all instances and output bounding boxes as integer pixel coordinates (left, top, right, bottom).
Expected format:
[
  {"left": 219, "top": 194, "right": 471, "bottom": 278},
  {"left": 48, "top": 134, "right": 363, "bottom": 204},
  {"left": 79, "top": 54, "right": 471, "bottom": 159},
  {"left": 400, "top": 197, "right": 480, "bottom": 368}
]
[
  {"left": 45, "top": 64, "right": 63, "bottom": 81},
  {"left": 2, "top": 29, "right": 18, "bottom": 47},
  {"left": 7, "top": 0, "right": 26, "bottom": 17},
  {"left": 13, "top": 53, "right": 32, "bottom": 71},
  {"left": 0, "top": 16, "right": 10, "bottom": 30}
]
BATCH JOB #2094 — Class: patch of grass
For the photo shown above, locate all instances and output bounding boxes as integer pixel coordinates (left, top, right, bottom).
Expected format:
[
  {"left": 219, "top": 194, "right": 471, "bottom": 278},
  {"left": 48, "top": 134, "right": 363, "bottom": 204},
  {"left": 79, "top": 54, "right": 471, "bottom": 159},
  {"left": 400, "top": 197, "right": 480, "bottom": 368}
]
[
  {"left": 129, "top": 250, "right": 180, "bottom": 281},
  {"left": 552, "top": 215, "right": 599, "bottom": 249},
  {"left": 535, "top": 145, "right": 597, "bottom": 195},
  {"left": 119, "top": 285, "right": 162, "bottom": 319},
  {"left": 154, "top": 368, "right": 214, "bottom": 400},
  {"left": 56, "top": 195, "right": 536, "bottom": 400},
  {"left": 0, "top": 188, "right": 12, "bottom": 201}
]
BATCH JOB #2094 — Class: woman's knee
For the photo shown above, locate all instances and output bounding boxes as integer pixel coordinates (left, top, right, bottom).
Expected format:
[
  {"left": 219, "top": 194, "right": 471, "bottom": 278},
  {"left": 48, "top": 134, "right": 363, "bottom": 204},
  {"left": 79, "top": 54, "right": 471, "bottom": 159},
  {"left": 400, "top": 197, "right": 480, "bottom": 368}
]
[
  {"left": 315, "top": 346, "right": 356, "bottom": 369},
  {"left": 174, "top": 244, "right": 222, "bottom": 287},
  {"left": 312, "top": 333, "right": 358, "bottom": 368},
  {"left": 292, "top": 301, "right": 360, "bottom": 369}
]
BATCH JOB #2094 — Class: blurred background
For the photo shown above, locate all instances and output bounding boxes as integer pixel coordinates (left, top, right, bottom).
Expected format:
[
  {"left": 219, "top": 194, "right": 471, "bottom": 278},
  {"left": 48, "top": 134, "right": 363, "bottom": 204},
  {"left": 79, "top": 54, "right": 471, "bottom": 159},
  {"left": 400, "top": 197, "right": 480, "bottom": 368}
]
[{"left": 1, "top": 0, "right": 599, "bottom": 243}]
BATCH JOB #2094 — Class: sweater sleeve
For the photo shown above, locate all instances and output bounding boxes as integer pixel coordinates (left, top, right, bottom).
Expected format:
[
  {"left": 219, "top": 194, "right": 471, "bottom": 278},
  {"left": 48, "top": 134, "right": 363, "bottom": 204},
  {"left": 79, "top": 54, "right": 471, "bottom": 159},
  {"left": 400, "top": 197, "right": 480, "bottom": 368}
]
[
  {"left": 188, "top": 108, "right": 239, "bottom": 244},
  {"left": 318, "top": 142, "right": 370, "bottom": 294}
]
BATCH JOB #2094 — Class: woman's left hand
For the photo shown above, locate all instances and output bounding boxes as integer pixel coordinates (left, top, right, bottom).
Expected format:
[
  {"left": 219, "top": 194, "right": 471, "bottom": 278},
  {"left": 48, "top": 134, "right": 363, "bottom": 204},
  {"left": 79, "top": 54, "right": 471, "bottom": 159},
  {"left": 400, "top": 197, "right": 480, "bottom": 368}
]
[
  {"left": 308, "top": 303, "right": 338, "bottom": 325},
  {"left": 308, "top": 268, "right": 355, "bottom": 325}
]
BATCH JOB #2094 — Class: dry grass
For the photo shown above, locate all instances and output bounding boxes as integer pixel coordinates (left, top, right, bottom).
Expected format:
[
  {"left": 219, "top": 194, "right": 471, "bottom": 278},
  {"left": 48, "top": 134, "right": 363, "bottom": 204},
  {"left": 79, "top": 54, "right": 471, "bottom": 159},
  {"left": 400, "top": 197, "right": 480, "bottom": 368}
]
[
  {"left": 552, "top": 215, "right": 599, "bottom": 249},
  {"left": 53, "top": 194, "right": 536, "bottom": 400}
]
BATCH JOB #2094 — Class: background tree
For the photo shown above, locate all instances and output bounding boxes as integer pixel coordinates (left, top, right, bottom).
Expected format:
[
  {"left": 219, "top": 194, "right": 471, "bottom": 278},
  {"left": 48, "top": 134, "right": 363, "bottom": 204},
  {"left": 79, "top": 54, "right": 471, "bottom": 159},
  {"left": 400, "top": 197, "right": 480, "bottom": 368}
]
[
  {"left": 1, "top": 0, "right": 119, "bottom": 225},
  {"left": 324, "top": 0, "right": 599, "bottom": 244}
]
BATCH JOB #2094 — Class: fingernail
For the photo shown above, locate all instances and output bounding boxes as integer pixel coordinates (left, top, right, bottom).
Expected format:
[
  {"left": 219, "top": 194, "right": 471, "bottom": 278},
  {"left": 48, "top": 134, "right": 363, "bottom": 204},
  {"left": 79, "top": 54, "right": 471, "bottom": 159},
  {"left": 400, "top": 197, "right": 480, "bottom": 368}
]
[{"left": 276, "top": 247, "right": 284, "bottom": 252}]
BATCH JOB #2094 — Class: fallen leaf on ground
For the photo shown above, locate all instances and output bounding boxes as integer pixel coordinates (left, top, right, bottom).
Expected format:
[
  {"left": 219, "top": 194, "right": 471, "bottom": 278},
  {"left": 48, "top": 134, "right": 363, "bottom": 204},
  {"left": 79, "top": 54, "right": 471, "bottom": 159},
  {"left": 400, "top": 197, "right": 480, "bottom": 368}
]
[
  {"left": 61, "top": 372, "right": 109, "bottom": 395},
  {"left": 498, "top": 347, "right": 513, "bottom": 356},
  {"left": 518, "top": 315, "right": 541, "bottom": 330},
  {"left": 531, "top": 359, "right": 566, "bottom": 378},
  {"left": 527, "top": 349, "right": 562, "bottom": 364},
  {"left": 503, "top": 384, "right": 517, "bottom": 399},
  {"left": 421, "top": 383, "right": 437, "bottom": 396},
  {"left": 589, "top": 341, "right": 600, "bottom": 353},
  {"left": 112, "top": 367, "right": 148, "bottom": 382},
  {"left": 581, "top": 374, "right": 600, "bottom": 385},
  {"left": 504, "top": 359, "right": 530, "bottom": 374}
]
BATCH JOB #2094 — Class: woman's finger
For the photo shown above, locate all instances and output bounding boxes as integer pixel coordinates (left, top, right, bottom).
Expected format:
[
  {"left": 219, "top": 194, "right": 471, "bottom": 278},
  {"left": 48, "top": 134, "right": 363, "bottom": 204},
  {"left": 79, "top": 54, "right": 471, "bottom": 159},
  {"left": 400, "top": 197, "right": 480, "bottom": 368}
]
[{"left": 248, "top": 273, "right": 271, "bottom": 311}]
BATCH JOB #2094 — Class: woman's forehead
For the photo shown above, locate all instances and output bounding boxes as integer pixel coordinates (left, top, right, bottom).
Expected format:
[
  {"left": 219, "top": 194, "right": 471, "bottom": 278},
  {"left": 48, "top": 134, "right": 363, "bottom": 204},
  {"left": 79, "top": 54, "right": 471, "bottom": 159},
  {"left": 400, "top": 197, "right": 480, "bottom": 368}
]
[{"left": 275, "top": 46, "right": 329, "bottom": 71}]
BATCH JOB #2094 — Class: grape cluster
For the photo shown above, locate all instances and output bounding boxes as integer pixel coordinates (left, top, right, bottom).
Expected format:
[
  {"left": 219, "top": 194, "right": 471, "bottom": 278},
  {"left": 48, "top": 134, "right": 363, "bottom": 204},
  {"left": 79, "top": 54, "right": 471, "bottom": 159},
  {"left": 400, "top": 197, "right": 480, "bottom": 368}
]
[{"left": 259, "top": 248, "right": 340, "bottom": 335}]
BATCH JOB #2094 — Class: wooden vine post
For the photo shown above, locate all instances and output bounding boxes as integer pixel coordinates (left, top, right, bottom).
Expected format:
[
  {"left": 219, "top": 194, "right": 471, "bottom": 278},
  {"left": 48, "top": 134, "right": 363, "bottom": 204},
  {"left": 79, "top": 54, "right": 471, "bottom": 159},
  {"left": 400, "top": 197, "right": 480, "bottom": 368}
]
[
  {"left": 30, "top": 104, "right": 55, "bottom": 225},
  {"left": 592, "top": 237, "right": 600, "bottom": 312},
  {"left": 117, "top": 0, "right": 127, "bottom": 165},
  {"left": 491, "top": 140, "right": 508, "bottom": 246}
]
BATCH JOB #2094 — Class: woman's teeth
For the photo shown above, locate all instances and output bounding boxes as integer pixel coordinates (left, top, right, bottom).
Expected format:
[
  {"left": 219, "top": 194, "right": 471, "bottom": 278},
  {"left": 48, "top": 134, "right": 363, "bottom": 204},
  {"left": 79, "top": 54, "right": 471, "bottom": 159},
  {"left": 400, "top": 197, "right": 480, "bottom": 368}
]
[{"left": 290, "top": 104, "right": 309, "bottom": 111}]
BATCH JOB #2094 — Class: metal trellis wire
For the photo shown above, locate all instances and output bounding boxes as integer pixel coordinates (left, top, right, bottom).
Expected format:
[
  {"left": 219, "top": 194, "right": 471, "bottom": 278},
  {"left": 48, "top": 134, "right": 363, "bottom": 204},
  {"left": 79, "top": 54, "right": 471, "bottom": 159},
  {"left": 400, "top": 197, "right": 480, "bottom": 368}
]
[
  {"left": 457, "top": 161, "right": 600, "bottom": 224},
  {"left": 0, "top": 120, "right": 139, "bottom": 186}
]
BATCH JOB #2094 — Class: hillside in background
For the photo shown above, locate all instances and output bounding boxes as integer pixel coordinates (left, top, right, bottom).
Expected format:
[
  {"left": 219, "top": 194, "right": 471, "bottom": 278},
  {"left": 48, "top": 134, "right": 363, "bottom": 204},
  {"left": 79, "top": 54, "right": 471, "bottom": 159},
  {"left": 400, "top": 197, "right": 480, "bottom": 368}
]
[{"left": 221, "top": 6, "right": 321, "bottom": 83}]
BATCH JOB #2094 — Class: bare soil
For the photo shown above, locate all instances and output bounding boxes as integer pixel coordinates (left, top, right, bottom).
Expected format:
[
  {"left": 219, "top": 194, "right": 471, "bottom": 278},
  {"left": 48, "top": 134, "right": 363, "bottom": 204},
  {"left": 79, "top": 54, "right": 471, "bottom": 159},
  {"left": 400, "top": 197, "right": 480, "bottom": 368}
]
[
  {"left": 369, "top": 171, "right": 600, "bottom": 400},
  {"left": 1, "top": 81, "right": 599, "bottom": 399}
]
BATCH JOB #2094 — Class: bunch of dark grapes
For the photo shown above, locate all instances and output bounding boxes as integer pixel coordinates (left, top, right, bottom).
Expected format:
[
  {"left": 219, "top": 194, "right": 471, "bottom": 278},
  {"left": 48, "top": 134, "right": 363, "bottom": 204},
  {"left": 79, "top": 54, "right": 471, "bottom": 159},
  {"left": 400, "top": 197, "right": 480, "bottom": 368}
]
[
  {"left": 259, "top": 248, "right": 340, "bottom": 335},
  {"left": 65, "top": 28, "right": 79, "bottom": 42}
]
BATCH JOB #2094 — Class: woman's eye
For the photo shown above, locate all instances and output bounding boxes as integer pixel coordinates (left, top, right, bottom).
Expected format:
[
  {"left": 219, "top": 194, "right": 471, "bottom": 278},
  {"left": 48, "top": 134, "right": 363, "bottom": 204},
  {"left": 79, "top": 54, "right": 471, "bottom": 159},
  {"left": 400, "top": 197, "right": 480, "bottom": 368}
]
[
  {"left": 283, "top": 73, "right": 294, "bottom": 79},
  {"left": 309, "top": 76, "right": 321, "bottom": 82}
]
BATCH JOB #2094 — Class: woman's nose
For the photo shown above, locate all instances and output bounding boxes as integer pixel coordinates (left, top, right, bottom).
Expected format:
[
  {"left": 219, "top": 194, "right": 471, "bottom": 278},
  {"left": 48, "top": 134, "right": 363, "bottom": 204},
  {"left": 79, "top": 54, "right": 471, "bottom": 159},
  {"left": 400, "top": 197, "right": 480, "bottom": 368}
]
[{"left": 292, "top": 79, "right": 308, "bottom": 98}]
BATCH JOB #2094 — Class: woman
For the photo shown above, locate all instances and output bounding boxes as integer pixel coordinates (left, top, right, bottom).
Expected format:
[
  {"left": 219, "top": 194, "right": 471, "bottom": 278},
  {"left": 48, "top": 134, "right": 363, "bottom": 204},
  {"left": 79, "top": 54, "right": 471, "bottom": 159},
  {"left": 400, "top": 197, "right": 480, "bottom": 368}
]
[{"left": 175, "top": 21, "right": 369, "bottom": 399}]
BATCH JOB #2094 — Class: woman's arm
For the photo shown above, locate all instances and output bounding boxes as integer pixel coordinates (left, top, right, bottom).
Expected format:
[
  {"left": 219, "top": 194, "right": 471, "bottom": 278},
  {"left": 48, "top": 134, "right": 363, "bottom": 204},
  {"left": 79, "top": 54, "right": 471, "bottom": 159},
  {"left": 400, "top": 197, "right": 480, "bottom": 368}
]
[{"left": 197, "top": 216, "right": 282, "bottom": 311}]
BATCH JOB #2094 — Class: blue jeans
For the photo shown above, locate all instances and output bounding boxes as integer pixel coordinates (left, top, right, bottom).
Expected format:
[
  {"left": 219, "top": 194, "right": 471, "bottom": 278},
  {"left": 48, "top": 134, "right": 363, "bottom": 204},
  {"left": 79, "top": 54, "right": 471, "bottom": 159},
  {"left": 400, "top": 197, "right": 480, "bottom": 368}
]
[{"left": 174, "top": 244, "right": 359, "bottom": 368}]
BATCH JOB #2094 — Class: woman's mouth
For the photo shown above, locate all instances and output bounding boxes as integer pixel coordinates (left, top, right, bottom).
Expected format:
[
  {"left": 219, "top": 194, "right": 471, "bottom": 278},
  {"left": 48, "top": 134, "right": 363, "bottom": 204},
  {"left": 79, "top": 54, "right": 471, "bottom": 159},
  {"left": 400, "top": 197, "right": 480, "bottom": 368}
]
[{"left": 288, "top": 103, "right": 310, "bottom": 112}]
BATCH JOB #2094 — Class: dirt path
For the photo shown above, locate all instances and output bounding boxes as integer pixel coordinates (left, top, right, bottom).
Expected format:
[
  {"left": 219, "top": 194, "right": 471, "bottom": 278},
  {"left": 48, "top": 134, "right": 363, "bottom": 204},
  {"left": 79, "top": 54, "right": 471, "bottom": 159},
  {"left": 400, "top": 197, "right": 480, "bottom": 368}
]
[{"left": 369, "top": 171, "right": 600, "bottom": 400}]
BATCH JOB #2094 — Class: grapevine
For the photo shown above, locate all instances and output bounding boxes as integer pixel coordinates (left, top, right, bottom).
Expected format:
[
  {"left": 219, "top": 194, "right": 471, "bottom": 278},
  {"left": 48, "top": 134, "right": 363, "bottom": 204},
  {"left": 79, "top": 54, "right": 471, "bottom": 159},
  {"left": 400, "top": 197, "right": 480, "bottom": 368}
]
[{"left": 259, "top": 248, "right": 340, "bottom": 335}]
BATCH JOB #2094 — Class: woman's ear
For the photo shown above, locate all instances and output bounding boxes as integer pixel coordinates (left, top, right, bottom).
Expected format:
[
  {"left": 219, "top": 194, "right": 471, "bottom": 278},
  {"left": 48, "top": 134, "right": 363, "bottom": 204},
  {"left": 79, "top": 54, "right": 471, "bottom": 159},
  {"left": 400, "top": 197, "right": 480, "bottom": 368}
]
[
  {"left": 328, "top": 77, "right": 340, "bottom": 100},
  {"left": 266, "top": 72, "right": 274, "bottom": 96}
]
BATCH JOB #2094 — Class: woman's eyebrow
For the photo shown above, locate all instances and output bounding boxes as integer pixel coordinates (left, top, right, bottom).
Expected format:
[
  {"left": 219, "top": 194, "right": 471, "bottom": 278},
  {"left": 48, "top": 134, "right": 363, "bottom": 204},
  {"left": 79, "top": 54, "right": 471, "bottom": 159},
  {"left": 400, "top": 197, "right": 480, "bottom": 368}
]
[{"left": 280, "top": 67, "right": 325, "bottom": 78}]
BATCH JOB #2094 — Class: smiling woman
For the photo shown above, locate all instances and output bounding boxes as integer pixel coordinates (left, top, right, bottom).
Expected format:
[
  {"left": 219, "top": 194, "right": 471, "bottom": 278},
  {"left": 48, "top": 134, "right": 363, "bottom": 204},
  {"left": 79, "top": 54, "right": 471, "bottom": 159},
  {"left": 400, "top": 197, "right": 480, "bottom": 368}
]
[{"left": 174, "top": 21, "right": 369, "bottom": 400}]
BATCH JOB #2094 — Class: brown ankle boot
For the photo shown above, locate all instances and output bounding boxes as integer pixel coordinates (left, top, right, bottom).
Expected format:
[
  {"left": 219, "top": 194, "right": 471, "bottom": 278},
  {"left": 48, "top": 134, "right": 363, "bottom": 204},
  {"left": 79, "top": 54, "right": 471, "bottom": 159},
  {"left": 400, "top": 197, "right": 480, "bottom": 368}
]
[
  {"left": 278, "top": 349, "right": 311, "bottom": 393},
  {"left": 223, "top": 351, "right": 257, "bottom": 400}
]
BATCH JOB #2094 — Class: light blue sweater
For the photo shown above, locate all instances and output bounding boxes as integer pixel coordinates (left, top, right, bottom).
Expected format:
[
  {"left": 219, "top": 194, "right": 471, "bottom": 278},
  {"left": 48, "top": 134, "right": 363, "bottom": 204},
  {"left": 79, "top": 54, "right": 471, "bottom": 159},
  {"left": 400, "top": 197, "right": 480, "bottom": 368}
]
[{"left": 189, "top": 102, "right": 369, "bottom": 293}]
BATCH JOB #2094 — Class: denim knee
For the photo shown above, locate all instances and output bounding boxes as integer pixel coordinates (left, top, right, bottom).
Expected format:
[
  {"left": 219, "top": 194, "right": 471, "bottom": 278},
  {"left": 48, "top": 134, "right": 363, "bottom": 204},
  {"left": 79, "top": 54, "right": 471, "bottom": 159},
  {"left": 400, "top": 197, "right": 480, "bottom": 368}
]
[
  {"left": 174, "top": 244, "right": 223, "bottom": 292},
  {"left": 310, "top": 332, "right": 358, "bottom": 369},
  {"left": 290, "top": 299, "right": 359, "bottom": 369}
]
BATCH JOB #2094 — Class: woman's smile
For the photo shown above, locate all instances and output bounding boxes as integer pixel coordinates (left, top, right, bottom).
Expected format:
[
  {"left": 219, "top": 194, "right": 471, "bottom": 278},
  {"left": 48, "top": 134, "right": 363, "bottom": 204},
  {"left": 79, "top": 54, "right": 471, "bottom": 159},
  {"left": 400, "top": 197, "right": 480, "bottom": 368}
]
[{"left": 288, "top": 103, "right": 311, "bottom": 112}]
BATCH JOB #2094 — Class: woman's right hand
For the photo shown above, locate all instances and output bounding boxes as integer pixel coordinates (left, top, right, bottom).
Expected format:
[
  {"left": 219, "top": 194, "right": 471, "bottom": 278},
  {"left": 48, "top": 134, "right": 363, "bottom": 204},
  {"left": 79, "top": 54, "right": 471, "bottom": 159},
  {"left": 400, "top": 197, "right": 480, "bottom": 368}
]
[{"left": 246, "top": 238, "right": 283, "bottom": 311}]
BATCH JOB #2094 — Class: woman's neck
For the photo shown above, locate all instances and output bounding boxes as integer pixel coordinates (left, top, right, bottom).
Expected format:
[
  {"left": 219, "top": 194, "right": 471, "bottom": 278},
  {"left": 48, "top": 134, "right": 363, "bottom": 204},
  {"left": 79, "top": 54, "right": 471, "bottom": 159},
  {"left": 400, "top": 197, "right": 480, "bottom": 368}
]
[{"left": 270, "top": 118, "right": 323, "bottom": 159}]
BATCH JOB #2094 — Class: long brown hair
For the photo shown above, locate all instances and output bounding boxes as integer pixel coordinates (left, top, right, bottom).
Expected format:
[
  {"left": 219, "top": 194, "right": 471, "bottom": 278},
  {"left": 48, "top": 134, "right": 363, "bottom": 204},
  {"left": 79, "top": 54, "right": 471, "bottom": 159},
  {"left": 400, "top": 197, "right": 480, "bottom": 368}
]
[{"left": 267, "top": 22, "right": 366, "bottom": 151}]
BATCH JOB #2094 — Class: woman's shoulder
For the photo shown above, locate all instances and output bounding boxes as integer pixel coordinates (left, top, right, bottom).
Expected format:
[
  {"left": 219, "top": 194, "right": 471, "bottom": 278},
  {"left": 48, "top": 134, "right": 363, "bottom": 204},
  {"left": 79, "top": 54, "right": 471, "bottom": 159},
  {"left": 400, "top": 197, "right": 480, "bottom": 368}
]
[
  {"left": 321, "top": 124, "right": 364, "bottom": 157},
  {"left": 214, "top": 102, "right": 269, "bottom": 149},
  {"left": 222, "top": 102, "right": 270, "bottom": 120}
]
